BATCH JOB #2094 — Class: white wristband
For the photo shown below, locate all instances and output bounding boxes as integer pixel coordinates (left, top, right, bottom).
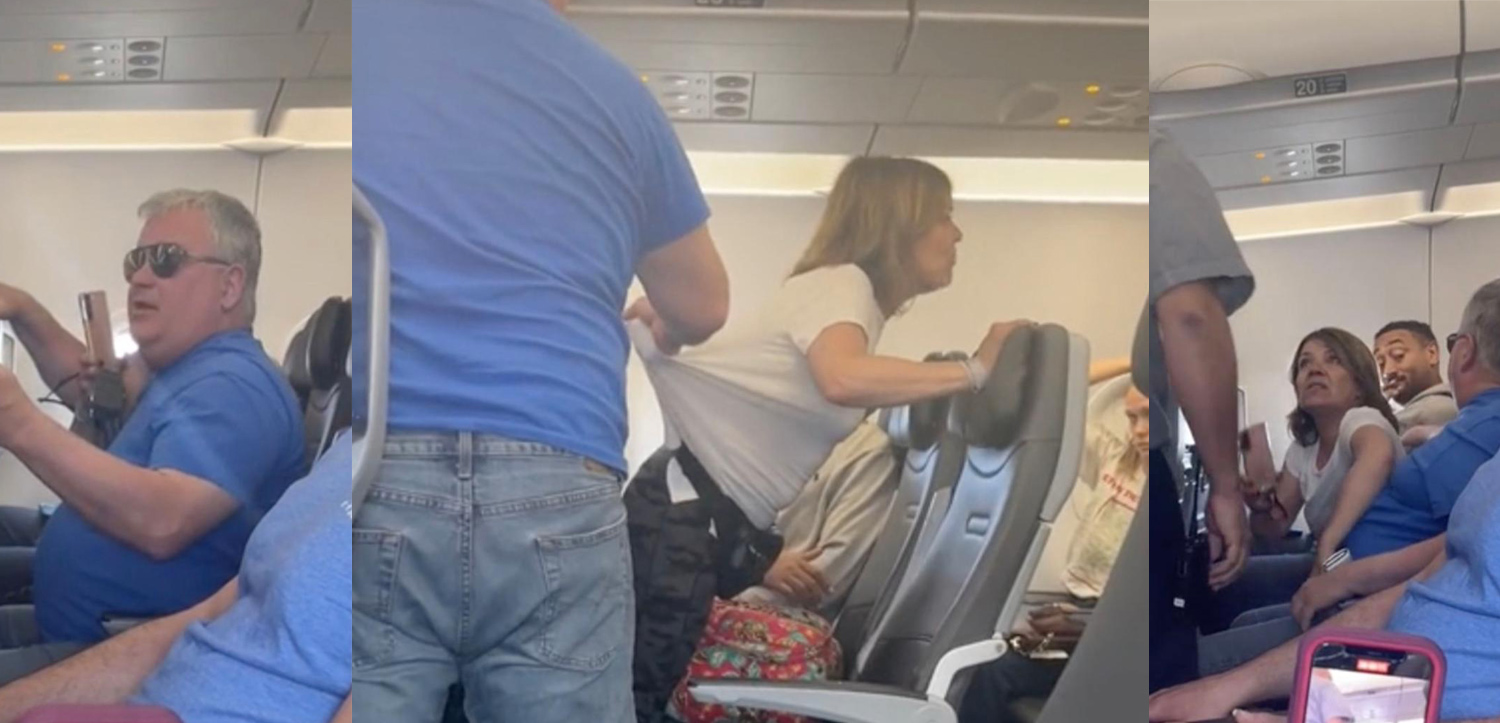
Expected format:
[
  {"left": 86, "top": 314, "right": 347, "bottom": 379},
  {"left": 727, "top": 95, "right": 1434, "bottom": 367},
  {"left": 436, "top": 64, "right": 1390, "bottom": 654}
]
[{"left": 961, "top": 358, "right": 988, "bottom": 392}]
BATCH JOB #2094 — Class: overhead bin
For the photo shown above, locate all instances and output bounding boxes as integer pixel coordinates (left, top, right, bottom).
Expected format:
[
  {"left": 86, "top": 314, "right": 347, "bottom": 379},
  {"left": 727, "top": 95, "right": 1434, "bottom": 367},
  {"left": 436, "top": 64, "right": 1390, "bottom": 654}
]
[
  {"left": 567, "top": 0, "right": 910, "bottom": 74},
  {"left": 1456, "top": 50, "right": 1500, "bottom": 129},
  {"left": 870, "top": 125, "right": 1143, "bottom": 160},
  {"left": 1148, "top": 0, "right": 1460, "bottom": 92},
  {"left": 901, "top": 0, "right": 1147, "bottom": 81},
  {"left": 0, "top": 0, "right": 311, "bottom": 40}
]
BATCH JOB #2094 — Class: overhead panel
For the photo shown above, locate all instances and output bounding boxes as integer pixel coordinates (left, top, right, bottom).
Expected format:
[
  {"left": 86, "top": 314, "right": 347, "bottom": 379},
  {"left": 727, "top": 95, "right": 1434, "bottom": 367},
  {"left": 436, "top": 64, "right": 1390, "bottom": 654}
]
[
  {"left": 1434, "top": 157, "right": 1500, "bottom": 215},
  {"left": 1151, "top": 59, "right": 1457, "bottom": 157},
  {"left": 1468, "top": 122, "right": 1500, "bottom": 162},
  {"left": 568, "top": 0, "right": 909, "bottom": 75},
  {"left": 1343, "top": 126, "right": 1471, "bottom": 175},
  {"left": 1455, "top": 50, "right": 1500, "bottom": 127},
  {"left": 871, "top": 125, "right": 1145, "bottom": 160},
  {"left": 313, "top": 33, "right": 351, "bottom": 78},
  {"left": 1148, "top": 0, "right": 1459, "bottom": 91},
  {"left": 749, "top": 74, "right": 922, "bottom": 124},
  {"left": 304, "top": 0, "right": 352, "bottom": 33},
  {"left": 0, "top": 1, "right": 310, "bottom": 41},
  {"left": 902, "top": 0, "right": 1147, "bottom": 80},
  {"left": 907, "top": 77, "right": 1146, "bottom": 130},
  {"left": 671, "top": 122, "right": 874, "bottom": 156},
  {"left": 0, "top": 80, "right": 278, "bottom": 112},
  {"left": 162, "top": 34, "right": 323, "bottom": 82}
]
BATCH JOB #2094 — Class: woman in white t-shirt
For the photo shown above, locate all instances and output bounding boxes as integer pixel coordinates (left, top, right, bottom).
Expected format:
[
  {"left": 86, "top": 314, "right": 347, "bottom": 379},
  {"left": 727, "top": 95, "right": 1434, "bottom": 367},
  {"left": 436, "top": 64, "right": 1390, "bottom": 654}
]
[
  {"left": 1247, "top": 327, "right": 1403, "bottom": 570},
  {"left": 623, "top": 157, "right": 1029, "bottom": 720},
  {"left": 1207, "top": 328, "right": 1403, "bottom": 638}
]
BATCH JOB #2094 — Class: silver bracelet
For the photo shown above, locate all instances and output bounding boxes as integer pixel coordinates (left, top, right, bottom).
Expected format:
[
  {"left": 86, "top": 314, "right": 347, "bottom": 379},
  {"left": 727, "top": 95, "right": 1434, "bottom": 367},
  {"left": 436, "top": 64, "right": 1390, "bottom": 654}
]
[{"left": 960, "top": 358, "right": 988, "bottom": 392}]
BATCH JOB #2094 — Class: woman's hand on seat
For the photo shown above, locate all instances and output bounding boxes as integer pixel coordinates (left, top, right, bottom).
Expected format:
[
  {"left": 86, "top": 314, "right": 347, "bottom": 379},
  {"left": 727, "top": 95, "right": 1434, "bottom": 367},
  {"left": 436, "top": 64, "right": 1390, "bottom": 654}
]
[{"left": 973, "top": 320, "right": 1033, "bottom": 372}]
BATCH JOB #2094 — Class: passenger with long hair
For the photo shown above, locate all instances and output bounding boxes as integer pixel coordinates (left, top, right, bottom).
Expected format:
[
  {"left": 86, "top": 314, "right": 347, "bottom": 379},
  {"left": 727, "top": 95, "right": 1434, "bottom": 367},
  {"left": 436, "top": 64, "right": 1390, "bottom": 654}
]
[{"left": 625, "top": 156, "right": 1030, "bottom": 722}]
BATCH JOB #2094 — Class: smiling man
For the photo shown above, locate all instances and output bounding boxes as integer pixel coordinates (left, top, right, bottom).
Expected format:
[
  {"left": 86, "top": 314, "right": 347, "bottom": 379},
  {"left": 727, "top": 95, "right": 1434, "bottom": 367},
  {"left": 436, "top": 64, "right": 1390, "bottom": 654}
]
[
  {"left": 1373, "top": 321, "right": 1458, "bottom": 433},
  {"left": 0, "top": 190, "right": 305, "bottom": 684}
]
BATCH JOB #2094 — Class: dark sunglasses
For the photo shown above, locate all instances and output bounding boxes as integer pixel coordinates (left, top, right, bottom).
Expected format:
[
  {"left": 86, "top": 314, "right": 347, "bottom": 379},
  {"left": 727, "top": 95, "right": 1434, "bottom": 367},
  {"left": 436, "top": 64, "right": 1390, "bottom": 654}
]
[{"left": 124, "top": 243, "right": 232, "bottom": 282}]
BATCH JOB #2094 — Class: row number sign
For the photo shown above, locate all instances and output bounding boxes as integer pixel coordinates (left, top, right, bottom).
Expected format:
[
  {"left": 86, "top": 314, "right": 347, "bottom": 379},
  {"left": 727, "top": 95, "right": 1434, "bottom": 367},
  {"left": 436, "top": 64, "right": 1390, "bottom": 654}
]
[{"left": 1293, "top": 73, "right": 1348, "bottom": 99}]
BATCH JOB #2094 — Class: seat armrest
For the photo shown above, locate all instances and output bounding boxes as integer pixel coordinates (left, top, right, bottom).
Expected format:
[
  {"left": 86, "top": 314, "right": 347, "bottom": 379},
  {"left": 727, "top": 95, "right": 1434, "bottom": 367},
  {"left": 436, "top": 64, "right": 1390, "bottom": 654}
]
[
  {"left": 688, "top": 680, "right": 957, "bottom": 723},
  {"left": 18, "top": 705, "right": 183, "bottom": 723}
]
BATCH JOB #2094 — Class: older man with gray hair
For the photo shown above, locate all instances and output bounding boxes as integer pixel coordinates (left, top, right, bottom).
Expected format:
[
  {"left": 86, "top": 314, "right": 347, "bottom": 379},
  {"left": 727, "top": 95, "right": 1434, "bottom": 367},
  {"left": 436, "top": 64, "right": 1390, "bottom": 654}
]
[{"left": 0, "top": 189, "right": 306, "bottom": 684}]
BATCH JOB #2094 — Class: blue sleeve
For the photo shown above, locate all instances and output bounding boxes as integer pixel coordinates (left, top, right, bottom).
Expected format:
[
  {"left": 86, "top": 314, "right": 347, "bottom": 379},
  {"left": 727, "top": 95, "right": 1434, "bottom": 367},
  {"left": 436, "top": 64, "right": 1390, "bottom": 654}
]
[
  {"left": 1420, "top": 433, "right": 1495, "bottom": 519},
  {"left": 631, "top": 95, "right": 710, "bottom": 254},
  {"left": 146, "top": 374, "right": 285, "bottom": 505}
]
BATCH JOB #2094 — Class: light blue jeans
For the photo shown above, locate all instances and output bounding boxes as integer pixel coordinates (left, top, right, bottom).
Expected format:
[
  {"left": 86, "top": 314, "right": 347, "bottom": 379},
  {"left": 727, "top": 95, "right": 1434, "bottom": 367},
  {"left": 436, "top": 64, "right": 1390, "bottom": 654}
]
[{"left": 353, "top": 433, "right": 635, "bottom": 722}]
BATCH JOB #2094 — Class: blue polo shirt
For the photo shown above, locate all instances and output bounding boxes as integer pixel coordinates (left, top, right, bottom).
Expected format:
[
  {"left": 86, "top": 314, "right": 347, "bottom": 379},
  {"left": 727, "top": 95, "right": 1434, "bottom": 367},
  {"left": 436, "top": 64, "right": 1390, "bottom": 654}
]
[
  {"left": 1387, "top": 451, "right": 1500, "bottom": 720},
  {"left": 133, "top": 433, "right": 351, "bottom": 722},
  {"left": 1344, "top": 388, "right": 1500, "bottom": 559},
  {"left": 352, "top": 0, "right": 710, "bottom": 473},
  {"left": 32, "top": 329, "right": 306, "bottom": 642}
]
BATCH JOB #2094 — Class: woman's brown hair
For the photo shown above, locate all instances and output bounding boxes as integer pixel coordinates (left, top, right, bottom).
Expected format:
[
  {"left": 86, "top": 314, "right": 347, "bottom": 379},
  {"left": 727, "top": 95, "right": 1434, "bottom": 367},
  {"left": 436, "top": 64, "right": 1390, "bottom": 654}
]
[
  {"left": 790, "top": 157, "right": 953, "bottom": 314},
  {"left": 1286, "top": 327, "right": 1400, "bottom": 446}
]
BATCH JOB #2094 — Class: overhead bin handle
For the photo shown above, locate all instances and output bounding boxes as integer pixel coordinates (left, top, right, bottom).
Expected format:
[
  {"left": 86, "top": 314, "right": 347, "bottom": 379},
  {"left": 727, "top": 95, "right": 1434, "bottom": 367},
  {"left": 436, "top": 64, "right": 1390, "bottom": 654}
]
[{"left": 352, "top": 185, "right": 390, "bottom": 514}]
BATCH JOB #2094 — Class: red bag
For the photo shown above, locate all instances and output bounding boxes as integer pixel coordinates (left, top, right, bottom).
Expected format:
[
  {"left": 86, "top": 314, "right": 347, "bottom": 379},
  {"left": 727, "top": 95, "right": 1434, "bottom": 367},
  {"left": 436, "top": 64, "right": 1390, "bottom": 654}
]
[{"left": 670, "top": 598, "right": 843, "bottom": 723}]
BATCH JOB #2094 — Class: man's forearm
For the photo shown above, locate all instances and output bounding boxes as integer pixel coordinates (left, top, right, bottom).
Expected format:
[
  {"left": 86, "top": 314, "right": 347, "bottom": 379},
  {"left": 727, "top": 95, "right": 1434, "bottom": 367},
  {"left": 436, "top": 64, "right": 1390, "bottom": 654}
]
[
  {"left": 6, "top": 409, "right": 227, "bottom": 559},
  {"left": 1343, "top": 535, "right": 1446, "bottom": 597},
  {"left": 0, "top": 580, "right": 237, "bottom": 723},
  {"left": 1158, "top": 284, "right": 1241, "bottom": 491},
  {"left": 10, "top": 295, "right": 88, "bottom": 407},
  {"left": 1222, "top": 583, "right": 1408, "bottom": 705}
]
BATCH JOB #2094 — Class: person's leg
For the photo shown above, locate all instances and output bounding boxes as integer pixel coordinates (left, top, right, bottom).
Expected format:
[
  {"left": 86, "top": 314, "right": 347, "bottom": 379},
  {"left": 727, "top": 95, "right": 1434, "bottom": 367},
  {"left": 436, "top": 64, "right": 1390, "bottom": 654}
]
[
  {"left": 462, "top": 442, "right": 636, "bottom": 723},
  {"left": 958, "top": 654, "right": 1067, "bottom": 723},
  {"left": 353, "top": 436, "right": 466, "bottom": 723},
  {"left": 623, "top": 458, "right": 718, "bottom": 723},
  {"left": 1202, "top": 553, "right": 1315, "bottom": 633},
  {"left": 1148, "top": 450, "right": 1197, "bottom": 692},
  {"left": 1197, "top": 614, "right": 1303, "bottom": 678},
  {"left": 1229, "top": 603, "right": 1293, "bottom": 629}
]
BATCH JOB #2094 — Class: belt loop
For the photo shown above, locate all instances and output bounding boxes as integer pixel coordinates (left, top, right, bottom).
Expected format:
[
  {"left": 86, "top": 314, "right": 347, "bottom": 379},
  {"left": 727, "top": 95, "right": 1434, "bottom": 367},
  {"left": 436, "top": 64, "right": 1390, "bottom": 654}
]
[{"left": 457, "top": 431, "right": 474, "bottom": 481}]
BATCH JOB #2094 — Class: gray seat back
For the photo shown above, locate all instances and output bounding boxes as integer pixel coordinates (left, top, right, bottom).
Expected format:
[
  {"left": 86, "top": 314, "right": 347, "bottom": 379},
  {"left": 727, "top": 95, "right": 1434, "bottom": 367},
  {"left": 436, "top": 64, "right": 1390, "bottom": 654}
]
[
  {"left": 833, "top": 353, "right": 967, "bottom": 672},
  {"left": 854, "top": 325, "right": 1086, "bottom": 699}
]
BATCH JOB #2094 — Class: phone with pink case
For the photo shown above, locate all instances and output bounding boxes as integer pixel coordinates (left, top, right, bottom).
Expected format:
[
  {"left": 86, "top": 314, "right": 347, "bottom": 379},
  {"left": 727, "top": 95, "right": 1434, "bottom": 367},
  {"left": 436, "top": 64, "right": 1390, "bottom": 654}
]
[{"left": 1289, "top": 627, "right": 1445, "bottom": 723}]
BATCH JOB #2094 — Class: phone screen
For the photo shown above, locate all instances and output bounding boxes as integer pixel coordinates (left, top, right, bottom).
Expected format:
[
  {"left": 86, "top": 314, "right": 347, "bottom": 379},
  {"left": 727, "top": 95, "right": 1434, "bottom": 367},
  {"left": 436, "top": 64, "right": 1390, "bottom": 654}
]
[{"left": 1300, "top": 641, "right": 1434, "bottom": 723}]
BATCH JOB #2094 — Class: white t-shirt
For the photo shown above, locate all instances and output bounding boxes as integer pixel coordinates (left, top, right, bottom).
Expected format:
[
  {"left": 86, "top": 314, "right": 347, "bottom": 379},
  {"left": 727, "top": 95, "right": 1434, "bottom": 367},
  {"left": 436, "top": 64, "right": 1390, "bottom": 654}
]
[
  {"left": 1063, "top": 423, "right": 1146, "bottom": 599},
  {"left": 1281, "top": 406, "right": 1403, "bottom": 540},
  {"left": 634, "top": 264, "right": 887, "bottom": 529}
]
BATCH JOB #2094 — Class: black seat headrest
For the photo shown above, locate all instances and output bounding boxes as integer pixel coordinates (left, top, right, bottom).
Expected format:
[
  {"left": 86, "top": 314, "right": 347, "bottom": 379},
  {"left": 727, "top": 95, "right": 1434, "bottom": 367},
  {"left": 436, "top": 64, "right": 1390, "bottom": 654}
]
[
  {"left": 283, "top": 326, "right": 312, "bottom": 396},
  {"left": 307, "top": 298, "right": 352, "bottom": 390},
  {"left": 964, "top": 324, "right": 1039, "bottom": 446},
  {"left": 881, "top": 352, "right": 958, "bottom": 450}
]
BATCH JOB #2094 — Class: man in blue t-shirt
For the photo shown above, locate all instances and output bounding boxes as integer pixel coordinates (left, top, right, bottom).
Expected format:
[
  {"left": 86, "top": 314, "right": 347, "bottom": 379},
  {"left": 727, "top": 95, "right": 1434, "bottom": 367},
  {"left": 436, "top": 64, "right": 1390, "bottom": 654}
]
[
  {"left": 0, "top": 190, "right": 305, "bottom": 682},
  {"left": 1278, "top": 280, "right": 1500, "bottom": 629},
  {"left": 0, "top": 433, "right": 353, "bottom": 723},
  {"left": 1149, "top": 449, "right": 1500, "bottom": 723},
  {"left": 353, "top": 1, "right": 729, "bottom": 721}
]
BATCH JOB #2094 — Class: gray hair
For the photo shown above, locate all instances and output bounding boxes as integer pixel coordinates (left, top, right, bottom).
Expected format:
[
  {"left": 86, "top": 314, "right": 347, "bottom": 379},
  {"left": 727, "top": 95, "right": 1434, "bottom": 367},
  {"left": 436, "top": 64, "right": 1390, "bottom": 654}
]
[
  {"left": 138, "top": 189, "right": 261, "bottom": 324},
  {"left": 1459, "top": 278, "right": 1500, "bottom": 375}
]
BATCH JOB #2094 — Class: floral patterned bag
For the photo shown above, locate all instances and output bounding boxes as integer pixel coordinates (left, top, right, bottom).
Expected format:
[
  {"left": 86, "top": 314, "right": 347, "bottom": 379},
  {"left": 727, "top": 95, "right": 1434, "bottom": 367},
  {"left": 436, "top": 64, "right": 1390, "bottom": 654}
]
[{"left": 669, "top": 598, "right": 844, "bottom": 723}]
